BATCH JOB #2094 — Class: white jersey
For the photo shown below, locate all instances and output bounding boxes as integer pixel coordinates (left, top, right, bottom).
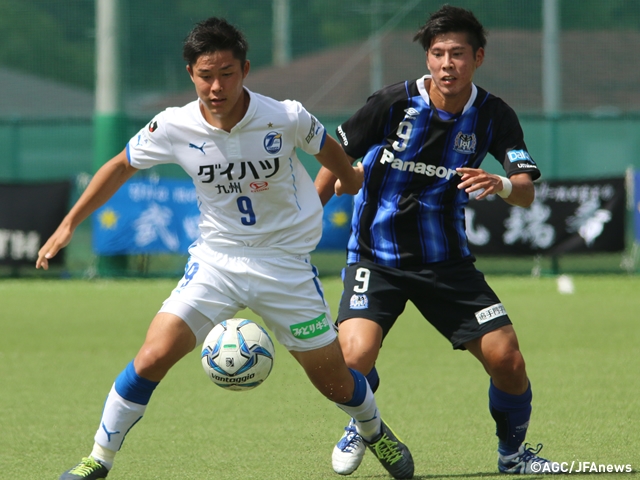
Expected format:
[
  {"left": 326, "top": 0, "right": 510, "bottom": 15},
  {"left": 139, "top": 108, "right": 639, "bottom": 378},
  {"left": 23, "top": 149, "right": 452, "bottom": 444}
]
[{"left": 126, "top": 88, "right": 326, "bottom": 256}]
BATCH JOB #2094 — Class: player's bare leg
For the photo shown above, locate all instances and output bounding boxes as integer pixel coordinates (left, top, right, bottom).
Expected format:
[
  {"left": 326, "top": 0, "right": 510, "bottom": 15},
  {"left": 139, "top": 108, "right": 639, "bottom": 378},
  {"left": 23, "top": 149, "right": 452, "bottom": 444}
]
[
  {"left": 134, "top": 312, "right": 197, "bottom": 381},
  {"left": 338, "top": 318, "right": 383, "bottom": 375},
  {"left": 289, "top": 339, "right": 365, "bottom": 408}
]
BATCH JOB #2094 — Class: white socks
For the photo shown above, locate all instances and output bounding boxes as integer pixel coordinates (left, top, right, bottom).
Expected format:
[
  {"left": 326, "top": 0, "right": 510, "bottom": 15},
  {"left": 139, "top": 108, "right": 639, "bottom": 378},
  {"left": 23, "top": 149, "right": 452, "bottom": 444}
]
[
  {"left": 90, "top": 443, "right": 116, "bottom": 470},
  {"left": 335, "top": 380, "right": 382, "bottom": 441},
  {"left": 91, "top": 384, "right": 148, "bottom": 467}
]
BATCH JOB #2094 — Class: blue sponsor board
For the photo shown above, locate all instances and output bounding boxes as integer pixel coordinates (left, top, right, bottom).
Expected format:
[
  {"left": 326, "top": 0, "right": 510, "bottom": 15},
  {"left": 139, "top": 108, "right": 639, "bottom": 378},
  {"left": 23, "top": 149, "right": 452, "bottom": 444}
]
[
  {"left": 93, "top": 178, "right": 199, "bottom": 255},
  {"left": 317, "top": 194, "right": 353, "bottom": 251},
  {"left": 93, "top": 178, "right": 353, "bottom": 255}
]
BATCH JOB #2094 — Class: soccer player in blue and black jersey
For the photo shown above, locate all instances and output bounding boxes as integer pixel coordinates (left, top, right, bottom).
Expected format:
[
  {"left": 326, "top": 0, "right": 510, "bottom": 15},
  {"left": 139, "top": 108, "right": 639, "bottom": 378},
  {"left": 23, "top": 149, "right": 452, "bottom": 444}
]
[{"left": 316, "top": 5, "right": 558, "bottom": 476}]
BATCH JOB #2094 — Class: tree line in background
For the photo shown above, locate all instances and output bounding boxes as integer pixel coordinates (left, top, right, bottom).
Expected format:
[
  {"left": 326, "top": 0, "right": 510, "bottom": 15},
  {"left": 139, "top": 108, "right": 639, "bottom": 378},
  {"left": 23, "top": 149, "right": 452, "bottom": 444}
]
[{"left": 0, "top": 0, "right": 638, "bottom": 93}]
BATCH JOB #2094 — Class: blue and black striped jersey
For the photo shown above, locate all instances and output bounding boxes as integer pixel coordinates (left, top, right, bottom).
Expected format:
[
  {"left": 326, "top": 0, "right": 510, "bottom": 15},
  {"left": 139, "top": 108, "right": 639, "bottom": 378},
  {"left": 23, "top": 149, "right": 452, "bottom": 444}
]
[{"left": 337, "top": 76, "right": 540, "bottom": 268}]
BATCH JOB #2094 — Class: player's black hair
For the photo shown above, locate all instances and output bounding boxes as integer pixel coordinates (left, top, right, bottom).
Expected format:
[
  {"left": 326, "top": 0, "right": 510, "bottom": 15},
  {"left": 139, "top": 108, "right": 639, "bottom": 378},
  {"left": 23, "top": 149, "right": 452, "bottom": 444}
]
[
  {"left": 413, "top": 4, "right": 487, "bottom": 54},
  {"left": 183, "top": 17, "right": 249, "bottom": 66}
]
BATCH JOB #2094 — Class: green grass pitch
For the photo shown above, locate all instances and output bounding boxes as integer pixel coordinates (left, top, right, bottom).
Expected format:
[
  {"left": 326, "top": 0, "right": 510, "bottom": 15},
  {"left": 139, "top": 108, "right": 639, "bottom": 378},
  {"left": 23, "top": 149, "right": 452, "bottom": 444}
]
[{"left": 1, "top": 275, "right": 638, "bottom": 479}]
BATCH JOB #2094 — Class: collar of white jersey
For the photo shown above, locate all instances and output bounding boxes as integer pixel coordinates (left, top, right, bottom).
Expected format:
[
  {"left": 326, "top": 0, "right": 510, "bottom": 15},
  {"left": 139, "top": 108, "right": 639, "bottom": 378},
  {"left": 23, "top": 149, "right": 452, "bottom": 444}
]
[
  {"left": 416, "top": 75, "right": 477, "bottom": 115},
  {"left": 196, "top": 87, "right": 257, "bottom": 132}
]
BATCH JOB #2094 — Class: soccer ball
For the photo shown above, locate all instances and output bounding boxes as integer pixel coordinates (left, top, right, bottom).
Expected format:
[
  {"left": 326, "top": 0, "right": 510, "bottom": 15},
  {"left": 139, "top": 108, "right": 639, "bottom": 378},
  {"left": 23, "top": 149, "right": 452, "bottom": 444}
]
[{"left": 201, "top": 318, "right": 275, "bottom": 391}]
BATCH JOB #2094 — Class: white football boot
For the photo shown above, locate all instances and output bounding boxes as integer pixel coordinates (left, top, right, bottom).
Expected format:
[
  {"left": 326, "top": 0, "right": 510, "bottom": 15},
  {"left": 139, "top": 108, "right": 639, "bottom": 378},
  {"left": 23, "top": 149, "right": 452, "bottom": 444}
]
[
  {"left": 332, "top": 418, "right": 366, "bottom": 475},
  {"left": 498, "top": 443, "right": 560, "bottom": 474}
]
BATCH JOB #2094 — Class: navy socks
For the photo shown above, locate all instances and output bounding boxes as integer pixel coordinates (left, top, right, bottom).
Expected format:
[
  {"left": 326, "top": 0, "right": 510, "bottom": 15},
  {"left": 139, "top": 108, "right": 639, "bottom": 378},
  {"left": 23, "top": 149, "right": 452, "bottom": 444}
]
[
  {"left": 365, "top": 366, "right": 380, "bottom": 393},
  {"left": 489, "top": 379, "right": 532, "bottom": 455}
]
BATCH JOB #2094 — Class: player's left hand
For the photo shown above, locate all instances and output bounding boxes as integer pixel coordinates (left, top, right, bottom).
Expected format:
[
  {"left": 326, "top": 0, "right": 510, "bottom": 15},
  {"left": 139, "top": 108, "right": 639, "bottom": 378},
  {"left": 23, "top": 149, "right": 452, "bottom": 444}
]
[
  {"left": 335, "top": 162, "right": 364, "bottom": 196},
  {"left": 456, "top": 167, "right": 503, "bottom": 200}
]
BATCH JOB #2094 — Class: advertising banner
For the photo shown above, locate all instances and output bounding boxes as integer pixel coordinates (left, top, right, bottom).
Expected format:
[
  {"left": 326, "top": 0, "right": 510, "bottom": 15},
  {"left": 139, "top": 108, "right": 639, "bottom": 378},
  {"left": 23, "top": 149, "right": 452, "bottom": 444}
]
[
  {"left": 93, "top": 178, "right": 199, "bottom": 255},
  {"left": 93, "top": 178, "right": 353, "bottom": 255},
  {"left": 466, "top": 177, "right": 626, "bottom": 255},
  {"left": 93, "top": 176, "right": 626, "bottom": 257},
  {"left": 317, "top": 194, "right": 353, "bottom": 250},
  {"left": 0, "top": 181, "right": 71, "bottom": 266}
]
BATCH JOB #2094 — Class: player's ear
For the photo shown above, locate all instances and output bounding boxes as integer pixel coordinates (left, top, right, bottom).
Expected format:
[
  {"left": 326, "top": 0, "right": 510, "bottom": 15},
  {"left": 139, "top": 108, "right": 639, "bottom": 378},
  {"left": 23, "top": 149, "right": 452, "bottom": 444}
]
[
  {"left": 186, "top": 64, "right": 195, "bottom": 82},
  {"left": 474, "top": 47, "right": 485, "bottom": 68},
  {"left": 242, "top": 60, "right": 251, "bottom": 78}
]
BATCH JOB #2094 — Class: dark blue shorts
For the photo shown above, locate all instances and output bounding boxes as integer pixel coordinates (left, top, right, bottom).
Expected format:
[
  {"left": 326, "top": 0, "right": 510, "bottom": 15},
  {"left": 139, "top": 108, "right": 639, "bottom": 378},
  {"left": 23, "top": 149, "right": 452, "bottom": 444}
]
[{"left": 336, "top": 258, "right": 512, "bottom": 350}]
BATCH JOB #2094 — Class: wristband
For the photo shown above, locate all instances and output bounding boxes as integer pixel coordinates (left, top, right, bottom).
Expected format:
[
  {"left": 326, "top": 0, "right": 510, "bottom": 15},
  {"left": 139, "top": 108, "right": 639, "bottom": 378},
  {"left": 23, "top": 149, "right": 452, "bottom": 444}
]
[{"left": 497, "top": 176, "right": 512, "bottom": 198}]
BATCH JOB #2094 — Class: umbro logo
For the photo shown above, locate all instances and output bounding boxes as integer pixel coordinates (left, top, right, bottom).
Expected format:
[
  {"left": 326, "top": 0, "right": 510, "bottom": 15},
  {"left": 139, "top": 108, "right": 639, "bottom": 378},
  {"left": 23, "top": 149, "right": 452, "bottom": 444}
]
[
  {"left": 404, "top": 108, "right": 420, "bottom": 119},
  {"left": 189, "top": 142, "right": 206, "bottom": 154}
]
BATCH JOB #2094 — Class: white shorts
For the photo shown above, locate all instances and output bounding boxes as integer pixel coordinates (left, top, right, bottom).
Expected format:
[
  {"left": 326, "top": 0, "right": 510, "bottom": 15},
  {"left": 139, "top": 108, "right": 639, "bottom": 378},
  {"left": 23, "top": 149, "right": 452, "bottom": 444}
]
[{"left": 159, "top": 244, "right": 336, "bottom": 352}]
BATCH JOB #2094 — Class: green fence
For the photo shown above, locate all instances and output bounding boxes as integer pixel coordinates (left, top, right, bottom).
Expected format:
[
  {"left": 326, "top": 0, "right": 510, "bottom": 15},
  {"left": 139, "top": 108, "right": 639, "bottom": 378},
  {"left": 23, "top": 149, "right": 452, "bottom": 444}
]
[{"left": 3, "top": 115, "right": 640, "bottom": 183}]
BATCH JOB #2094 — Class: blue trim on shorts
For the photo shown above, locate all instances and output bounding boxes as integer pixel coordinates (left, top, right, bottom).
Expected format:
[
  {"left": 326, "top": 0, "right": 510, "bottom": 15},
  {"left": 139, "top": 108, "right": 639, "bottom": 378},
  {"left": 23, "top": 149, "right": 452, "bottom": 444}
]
[{"left": 310, "top": 263, "right": 325, "bottom": 304}]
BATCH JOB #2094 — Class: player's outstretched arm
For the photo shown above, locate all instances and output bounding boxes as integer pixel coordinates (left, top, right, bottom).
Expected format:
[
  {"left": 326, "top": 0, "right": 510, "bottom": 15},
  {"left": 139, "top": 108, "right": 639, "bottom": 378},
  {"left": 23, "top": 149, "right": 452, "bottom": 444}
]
[
  {"left": 456, "top": 168, "right": 534, "bottom": 207},
  {"left": 313, "top": 136, "right": 362, "bottom": 202},
  {"left": 36, "top": 149, "right": 138, "bottom": 270}
]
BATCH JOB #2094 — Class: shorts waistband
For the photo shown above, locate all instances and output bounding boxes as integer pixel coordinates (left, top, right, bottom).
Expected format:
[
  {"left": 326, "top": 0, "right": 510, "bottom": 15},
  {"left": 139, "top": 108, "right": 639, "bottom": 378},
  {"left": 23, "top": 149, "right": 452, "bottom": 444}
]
[{"left": 190, "top": 240, "right": 309, "bottom": 259}]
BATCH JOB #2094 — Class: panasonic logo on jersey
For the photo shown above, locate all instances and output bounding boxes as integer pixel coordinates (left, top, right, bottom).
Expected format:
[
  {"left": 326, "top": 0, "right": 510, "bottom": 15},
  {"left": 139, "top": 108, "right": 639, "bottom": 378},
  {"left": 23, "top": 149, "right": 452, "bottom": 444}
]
[
  {"left": 379, "top": 149, "right": 459, "bottom": 180},
  {"left": 337, "top": 125, "right": 349, "bottom": 146}
]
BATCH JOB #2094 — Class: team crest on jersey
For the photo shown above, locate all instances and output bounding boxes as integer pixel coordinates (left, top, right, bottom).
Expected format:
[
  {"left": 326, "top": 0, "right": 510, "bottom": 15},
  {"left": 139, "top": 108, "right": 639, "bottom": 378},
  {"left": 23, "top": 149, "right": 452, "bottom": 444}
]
[
  {"left": 148, "top": 120, "right": 158, "bottom": 133},
  {"left": 349, "top": 294, "right": 369, "bottom": 310},
  {"left": 250, "top": 181, "right": 269, "bottom": 192},
  {"left": 264, "top": 131, "right": 283, "bottom": 154},
  {"left": 453, "top": 131, "right": 477, "bottom": 154}
]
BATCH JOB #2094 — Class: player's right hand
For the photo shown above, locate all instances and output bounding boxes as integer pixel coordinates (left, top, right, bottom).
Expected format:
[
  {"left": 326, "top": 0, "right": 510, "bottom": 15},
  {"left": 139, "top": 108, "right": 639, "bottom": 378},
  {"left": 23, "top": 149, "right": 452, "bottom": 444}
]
[{"left": 36, "top": 223, "right": 74, "bottom": 270}]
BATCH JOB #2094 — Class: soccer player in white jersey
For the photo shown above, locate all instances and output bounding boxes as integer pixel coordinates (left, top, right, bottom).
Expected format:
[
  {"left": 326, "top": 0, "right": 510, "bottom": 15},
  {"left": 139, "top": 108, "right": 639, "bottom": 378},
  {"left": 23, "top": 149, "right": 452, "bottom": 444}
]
[{"left": 36, "top": 17, "right": 414, "bottom": 480}]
